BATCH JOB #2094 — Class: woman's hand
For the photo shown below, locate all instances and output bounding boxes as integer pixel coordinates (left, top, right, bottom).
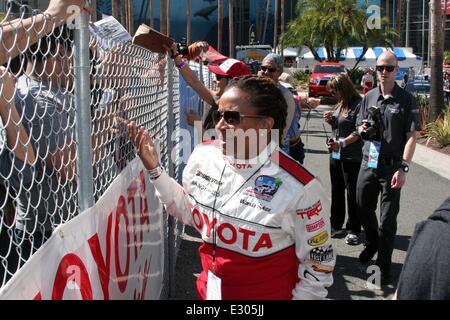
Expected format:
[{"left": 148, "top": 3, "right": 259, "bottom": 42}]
[
  {"left": 306, "top": 98, "right": 321, "bottom": 109},
  {"left": 128, "top": 121, "right": 160, "bottom": 170},
  {"left": 326, "top": 139, "right": 339, "bottom": 153}
]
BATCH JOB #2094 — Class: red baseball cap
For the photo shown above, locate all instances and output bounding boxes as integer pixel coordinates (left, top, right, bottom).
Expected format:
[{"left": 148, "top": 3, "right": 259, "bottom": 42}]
[{"left": 208, "top": 58, "right": 250, "bottom": 78}]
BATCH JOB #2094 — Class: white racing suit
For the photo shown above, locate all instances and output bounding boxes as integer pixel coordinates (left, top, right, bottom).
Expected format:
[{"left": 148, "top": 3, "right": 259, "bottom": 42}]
[{"left": 152, "top": 141, "right": 335, "bottom": 299}]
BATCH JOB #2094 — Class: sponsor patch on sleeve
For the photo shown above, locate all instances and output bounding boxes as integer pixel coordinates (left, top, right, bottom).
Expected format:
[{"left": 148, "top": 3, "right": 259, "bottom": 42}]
[
  {"left": 297, "top": 200, "right": 323, "bottom": 220},
  {"left": 309, "top": 245, "right": 334, "bottom": 263},
  {"left": 305, "top": 218, "right": 325, "bottom": 233},
  {"left": 307, "top": 230, "right": 329, "bottom": 247},
  {"left": 311, "top": 263, "right": 334, "bottom": 273}
]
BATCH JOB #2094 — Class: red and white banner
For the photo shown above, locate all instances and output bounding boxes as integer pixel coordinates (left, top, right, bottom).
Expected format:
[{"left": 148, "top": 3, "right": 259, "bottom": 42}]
[
  {"left": 0, "top": 158, "right": 165, "bottom": 300},
  {"left": 442, "top": 0, "right": 450, "bottom": 15}
]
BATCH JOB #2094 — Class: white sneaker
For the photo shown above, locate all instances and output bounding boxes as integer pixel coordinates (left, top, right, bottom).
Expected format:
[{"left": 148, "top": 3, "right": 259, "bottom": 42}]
[{"left": 345, "top": 233, "right": 360, "bottom": 245}]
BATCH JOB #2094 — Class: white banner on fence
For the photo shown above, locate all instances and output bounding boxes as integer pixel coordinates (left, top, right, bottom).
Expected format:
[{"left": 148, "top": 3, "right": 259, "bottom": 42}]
[{"left": 0, "top": 158, "right": 164, "bottom": 300}]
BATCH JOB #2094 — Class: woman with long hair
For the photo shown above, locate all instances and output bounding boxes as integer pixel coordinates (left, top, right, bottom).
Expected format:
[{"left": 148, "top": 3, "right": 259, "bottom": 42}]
[{"left": 324, "top": 74, "right": 363, "bottom": 245}]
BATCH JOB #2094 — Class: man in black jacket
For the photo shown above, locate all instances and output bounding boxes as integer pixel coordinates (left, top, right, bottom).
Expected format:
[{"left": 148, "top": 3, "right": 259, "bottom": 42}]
[{"left": 396, "top": 196, "right": 450, "bottom": 300}]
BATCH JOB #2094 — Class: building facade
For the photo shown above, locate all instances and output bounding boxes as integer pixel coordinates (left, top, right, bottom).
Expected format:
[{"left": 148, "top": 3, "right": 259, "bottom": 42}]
[{"left": 382, "top": 0, "right": 450, "bottom": 64}]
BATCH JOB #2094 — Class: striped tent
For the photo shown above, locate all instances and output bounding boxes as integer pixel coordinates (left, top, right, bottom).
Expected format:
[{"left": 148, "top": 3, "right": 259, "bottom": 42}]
[{"left": 298, "top": 47, "right": 422, "bottom": 71}]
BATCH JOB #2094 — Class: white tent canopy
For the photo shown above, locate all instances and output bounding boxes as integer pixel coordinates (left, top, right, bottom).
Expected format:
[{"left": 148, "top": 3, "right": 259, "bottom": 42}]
[
  {"left": 297, "top": 46, "right": 423, "bottom": 71},
  {"left": 295, "top": 46, "right": 424, "bottom": 82},
  {"left": 283, "top": 47, "right": 300, "bottom": 57}
]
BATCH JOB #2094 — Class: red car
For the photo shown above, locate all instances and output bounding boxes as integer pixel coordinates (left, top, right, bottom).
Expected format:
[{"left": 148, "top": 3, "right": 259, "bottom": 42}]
[{"left": 308, "top": 62, "right": 348, "bottom": 97}]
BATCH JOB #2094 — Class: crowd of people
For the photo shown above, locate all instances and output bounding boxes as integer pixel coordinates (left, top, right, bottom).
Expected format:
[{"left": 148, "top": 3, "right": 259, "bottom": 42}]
[{"left": 0, "top": 0, "right": 447, "bottom": 300}]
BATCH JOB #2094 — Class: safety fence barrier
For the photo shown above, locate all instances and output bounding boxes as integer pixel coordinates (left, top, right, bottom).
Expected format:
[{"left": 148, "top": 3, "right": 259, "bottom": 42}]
[{"left": 0, "top": 0, "right": 190, "bottom": 299}]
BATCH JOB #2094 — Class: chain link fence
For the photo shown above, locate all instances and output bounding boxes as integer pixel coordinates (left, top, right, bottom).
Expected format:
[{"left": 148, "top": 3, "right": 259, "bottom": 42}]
[{"left": 0, "top": 0, "right": 184, "bottom": 298}]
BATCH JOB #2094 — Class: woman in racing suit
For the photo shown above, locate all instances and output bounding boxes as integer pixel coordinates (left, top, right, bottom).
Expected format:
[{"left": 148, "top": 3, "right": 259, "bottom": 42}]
[{"left": 128, "top": 75, "right": 335, "bottom": 300}]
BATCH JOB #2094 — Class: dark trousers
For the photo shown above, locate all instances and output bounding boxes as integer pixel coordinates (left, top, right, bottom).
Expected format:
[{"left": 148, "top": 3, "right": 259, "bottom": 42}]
[
  {"left": 329, "top": 158, "right": 361, "bottom": 234},
  {"left": 356, "top": 161, "right": 401, "bottom": 267},
  {"left": 0, "top": 228, "right": 53, "bottom": 284}
]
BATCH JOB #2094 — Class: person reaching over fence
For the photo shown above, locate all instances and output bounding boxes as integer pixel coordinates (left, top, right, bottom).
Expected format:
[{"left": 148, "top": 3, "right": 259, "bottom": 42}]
[
  {"left": 0, "top": 0, "right": 91, "bottom": 66},
  {"left": 129, "top": 75, "right": 335, "bottom": 300},
  {"left": 0, "top": 67, "right": 36, "bottom": 283},
  {"left": 0, "top": 25, "right": 78, "bottom": 276},
  {"left": 0, "top": 0, "right": 90, "bottom": 286},
  {"left": 0, "top": 67, "right": 35, "bottom": 166},
  {"left": 164, "top": 42, "right": 251, "bottom": 138}
]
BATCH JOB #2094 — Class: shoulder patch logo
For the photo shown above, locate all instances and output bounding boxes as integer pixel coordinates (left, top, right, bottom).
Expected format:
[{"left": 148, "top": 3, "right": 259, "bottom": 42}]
[{"left": 244, "top": 175, "right": 282, "bottom": 201}]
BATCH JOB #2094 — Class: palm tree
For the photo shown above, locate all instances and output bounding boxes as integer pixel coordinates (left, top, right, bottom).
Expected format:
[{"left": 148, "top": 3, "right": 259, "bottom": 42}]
[
  {"left": 430, "top": 0, "right": 445, "bottom": 121},
  {"left": 274, "top": 0, "right": 279, "bottom": 51},
  {"left": 218, "top": 0, "right": 223, "bottom": 52},
  {"left": 229, "top": 0, "right": 234, "bottom": 57},
  {"left": 281, "top": 0, "right": 398, "bottom": 68},
  {"left": 112, "top": 0, "right": 119, "bottom": 19},
  {"left": 187, "top": 0, "right": 191, "bottom": 44},
  {"left": 351, "top": 15, "right": 399, "bottom": 70},
  {"left": 160, "top": 0, "right": 167, "bottom": 35},
  {"left": 150, "top": 0, "right": 154, "bottom": 28}
]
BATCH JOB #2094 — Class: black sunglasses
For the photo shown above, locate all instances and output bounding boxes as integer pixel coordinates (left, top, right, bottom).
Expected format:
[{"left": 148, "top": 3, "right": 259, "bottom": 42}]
[
  {"left": 211, "top": 110, "right": 267, "bottom": 125},
  {"left": 376, "top": 65, "right": 396, "bottom": 72},
  {"left": 261, "top": 66, "right": 278, "bottom": 73}
]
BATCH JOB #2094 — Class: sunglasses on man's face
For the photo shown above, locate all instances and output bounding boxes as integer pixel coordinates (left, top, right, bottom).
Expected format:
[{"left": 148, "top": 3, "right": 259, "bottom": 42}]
[
  {"left": 376, "top": 65, "right": 396, "bottom": 73},
  {"left": 212, "top": 110, "right": 267, "bottom": 125},
  {"left": 261, "top": 66, "right": 278, "bottom": 73}
]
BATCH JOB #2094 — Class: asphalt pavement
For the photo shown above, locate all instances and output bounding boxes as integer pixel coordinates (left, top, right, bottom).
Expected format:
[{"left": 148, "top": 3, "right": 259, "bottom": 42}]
[{"left": 170, "top": 103, "right": 450, "bottom": 300}]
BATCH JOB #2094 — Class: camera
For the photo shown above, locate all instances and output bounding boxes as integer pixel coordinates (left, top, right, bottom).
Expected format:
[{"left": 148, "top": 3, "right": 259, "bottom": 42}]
[
  {"left": 360, "top": 105, "right": 382, "bottom": 141},
  {"left": 326, "top": 138, "right": 335, "bottom": 153},
  {"left": 177, "top": 37, "right": 189, "bottom": 56}
]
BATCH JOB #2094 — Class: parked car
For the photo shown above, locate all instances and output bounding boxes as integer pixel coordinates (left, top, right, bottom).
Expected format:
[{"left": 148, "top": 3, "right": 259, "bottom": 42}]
[
  {"left": 308, "top": 62, "right": 347, "bottom": 97},
  {"left": 405, "top": 78, "right": 430, "bottom": 98}
]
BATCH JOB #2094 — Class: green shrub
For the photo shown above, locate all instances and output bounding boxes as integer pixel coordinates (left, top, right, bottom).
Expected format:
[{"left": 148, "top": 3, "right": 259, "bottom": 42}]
[
  {"left": 423, "top": 107, "right": 450, "bottom": 147},
  {"left": 292, "top": 70, "right": 310, "bottom": 87},
  {"left": 413, "top": 94, "right": 431, "bottom": 129}
]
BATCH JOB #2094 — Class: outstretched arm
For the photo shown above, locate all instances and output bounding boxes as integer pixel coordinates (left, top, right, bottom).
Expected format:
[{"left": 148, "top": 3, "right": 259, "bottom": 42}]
[
  {"left": 128, "top": 121, "right": 193, "bottom": 225},
  {"left": 163, "top": 43, "right": 216, "bottom": 106},
  {"left": 0, "top": 0, "right": 91, "bottom": 65},
  {"left": 0, "top": 67, "right": 35, "bottom": 165}
]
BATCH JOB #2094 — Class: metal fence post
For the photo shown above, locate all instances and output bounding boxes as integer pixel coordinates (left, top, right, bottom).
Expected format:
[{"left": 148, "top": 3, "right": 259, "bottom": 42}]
[
  {"left": 74, "top": 12, "right": 94, "bottom": 211},
  {"left": 166, "top": 58, "right": 176, "bottom": 298}
]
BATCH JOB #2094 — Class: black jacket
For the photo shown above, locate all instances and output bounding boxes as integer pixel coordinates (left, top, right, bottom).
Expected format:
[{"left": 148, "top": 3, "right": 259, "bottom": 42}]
[{"left": 396, "top": 196, "right": 450, "bottom": 300}]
